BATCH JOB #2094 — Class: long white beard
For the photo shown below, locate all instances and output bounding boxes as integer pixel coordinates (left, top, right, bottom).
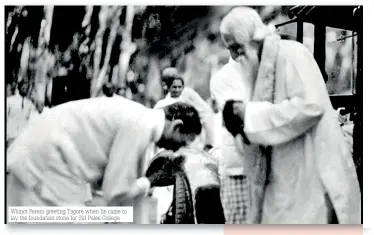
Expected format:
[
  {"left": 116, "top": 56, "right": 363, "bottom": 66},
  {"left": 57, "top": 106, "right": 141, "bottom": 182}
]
[{"left": 236, "top": 48, "right": 260, "bottom": 97}]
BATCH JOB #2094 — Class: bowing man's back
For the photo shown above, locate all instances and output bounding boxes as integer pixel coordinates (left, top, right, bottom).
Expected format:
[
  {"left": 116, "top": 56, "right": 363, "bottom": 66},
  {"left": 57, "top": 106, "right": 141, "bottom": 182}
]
[{"left": 7, "top": 96, "right": 159, "bottom": 206}]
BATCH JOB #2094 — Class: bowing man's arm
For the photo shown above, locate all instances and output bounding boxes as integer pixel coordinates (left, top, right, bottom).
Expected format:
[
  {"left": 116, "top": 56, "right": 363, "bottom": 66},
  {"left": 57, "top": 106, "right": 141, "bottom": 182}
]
[
  {"left": 243, "top": 44, "right": 325, "bottom": 146},
  {"left": 102, "top": 124, "right": 149, "bottom": 206}
]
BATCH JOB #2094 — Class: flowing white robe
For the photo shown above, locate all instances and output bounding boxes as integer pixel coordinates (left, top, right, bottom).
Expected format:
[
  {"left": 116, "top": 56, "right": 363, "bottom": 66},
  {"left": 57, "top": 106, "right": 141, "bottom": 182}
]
[{"left": 242, "top": 38, "right": 361, "bottom": 224}]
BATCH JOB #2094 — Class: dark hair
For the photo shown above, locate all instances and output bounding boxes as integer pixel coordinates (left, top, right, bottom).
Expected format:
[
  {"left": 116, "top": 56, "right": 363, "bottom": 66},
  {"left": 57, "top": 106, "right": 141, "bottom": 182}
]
[
  {"left": 103, "top": 82, "right": 115, "bottom": 97},
  {"left": 161, "top": 67, "right": 184, "bottom": 89},
  {"left": 222, "top": 100, "right": 244, "bottom": 136},
  {"left": 9, "top": 83, "right": 16, "bottom": 94},
  {"left": 17, "top": 80, "right": 29, "bottom": 97},
  {"left": 163, "top": 102, "right": 202, "bottom": 135},
  {"left": 168, "top": 77, "right": 184, "bottom": 89}
]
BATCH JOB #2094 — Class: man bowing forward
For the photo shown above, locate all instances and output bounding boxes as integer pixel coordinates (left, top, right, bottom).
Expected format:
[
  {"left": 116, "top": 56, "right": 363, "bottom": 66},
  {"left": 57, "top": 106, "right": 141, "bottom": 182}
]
[{"left": 7, "top": 96, "right": 201, "bottom": 222}]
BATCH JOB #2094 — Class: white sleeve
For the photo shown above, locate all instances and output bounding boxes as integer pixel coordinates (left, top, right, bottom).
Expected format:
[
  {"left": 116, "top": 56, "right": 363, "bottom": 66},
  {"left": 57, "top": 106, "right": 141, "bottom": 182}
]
[
  {"left": 243, "top": 44, "right": 325, "bottom": 146},
  {"left": 102, "top": 125, "right": 150, "bottom": 206}
]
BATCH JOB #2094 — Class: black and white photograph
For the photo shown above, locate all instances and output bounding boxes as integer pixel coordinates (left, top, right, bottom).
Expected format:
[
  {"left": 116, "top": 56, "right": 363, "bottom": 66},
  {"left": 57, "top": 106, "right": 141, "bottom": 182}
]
[{"left": 5, "top": 5, "right": 362, "bottom": 224}]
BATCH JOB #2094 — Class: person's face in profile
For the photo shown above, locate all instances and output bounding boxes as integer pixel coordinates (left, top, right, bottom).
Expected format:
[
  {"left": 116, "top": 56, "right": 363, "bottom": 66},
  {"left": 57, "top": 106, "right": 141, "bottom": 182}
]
[
  {"left": 169, "top": 79, "right": 184, "bottom": 98},
  {"left": 223, "top": 34, "right": 245, "bottom": 62},
  {"left": 223, "top": 33, "right": 260, "bottom": 78},
  {"left": 157, "top": 119, "right": 195, "bottom": 152}
]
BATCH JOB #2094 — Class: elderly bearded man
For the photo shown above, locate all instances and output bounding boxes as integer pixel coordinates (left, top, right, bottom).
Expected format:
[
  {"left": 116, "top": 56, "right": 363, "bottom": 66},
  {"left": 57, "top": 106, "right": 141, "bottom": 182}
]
[
  {"left": 7, "top": 96, "right": 202, "bottom": 224},
  {"left": 220, "top": 7, "right": 361, "bottom": 224}
]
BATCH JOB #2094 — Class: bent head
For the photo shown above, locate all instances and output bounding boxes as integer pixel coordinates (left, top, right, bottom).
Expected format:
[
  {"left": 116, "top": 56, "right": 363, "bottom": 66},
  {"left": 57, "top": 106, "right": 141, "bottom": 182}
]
[
  {"left": 157, "top": 102, "right": 202, "bottom": 151},
  {"left": 220, "top": 7, "right": 272, "bottom": 73}
]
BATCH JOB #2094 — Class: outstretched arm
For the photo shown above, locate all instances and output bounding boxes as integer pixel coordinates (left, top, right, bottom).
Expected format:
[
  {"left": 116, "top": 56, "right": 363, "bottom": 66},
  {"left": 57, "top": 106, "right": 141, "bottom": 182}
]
[{"left": 102, "top": 125, "right": 150, "bottom": 206}]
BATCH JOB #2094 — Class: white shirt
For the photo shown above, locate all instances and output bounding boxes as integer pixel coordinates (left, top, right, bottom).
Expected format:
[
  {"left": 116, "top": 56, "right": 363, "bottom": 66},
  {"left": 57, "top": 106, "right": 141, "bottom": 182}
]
[
  {"left": 210, "top": 58, "right": 250, "bottom": 176},
  {"left": 7, "top": 96, "right": 165, "bottom": 210}
]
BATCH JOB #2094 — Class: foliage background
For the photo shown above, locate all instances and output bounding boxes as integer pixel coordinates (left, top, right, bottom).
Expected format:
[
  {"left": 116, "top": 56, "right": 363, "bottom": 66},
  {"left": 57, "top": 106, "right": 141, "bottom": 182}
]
[{"left": 5, "top": 5, "right": 356, "bottom": 111}]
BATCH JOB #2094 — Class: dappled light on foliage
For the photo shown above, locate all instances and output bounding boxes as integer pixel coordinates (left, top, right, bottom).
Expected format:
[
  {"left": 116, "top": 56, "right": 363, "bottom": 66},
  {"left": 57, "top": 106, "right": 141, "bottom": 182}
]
[{"left": 5, "top": 5, "right": 356, "bottom": 110}]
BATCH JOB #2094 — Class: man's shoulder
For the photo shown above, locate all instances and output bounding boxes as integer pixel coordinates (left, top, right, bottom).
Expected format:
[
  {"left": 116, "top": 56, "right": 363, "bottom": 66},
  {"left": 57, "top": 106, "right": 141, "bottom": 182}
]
[
  {"left": 210, "top": 61, "right": 244, "bottom": 96},
  {"left": 183, "top": 87, "right": 199, "bottom": 95},
  {"left": 181, "top": 87, "right": 205, "bottom": 103},
  {"left": 154, "top": 98, "right": 172, "bottom": 109},
  {"left": 279, "top": 39, "right": 310, "bottom": 58},
  {"left": 91, "top": 96, "right": 143, "bottom": 107},
  {"left": 52, "top": 97, "right": 148, "bottom": 115},
  {"left": 213, "top": 61, "right": 234, "bottom": 76},
  {"left": 211, "top": 60, "right": 241, "bottom": 82},
  {"left": 109, "top": 97, "right": 151, "bottom": 114},
  {"left": 280, "top": 39, "right": 304, "bottom": 47}
]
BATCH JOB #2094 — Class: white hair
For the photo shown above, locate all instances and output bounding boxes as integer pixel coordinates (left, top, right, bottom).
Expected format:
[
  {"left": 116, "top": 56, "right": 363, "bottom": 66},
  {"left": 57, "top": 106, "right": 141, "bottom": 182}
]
[{"left": 220, "top": 7, "right": 276, "bottom": 44}]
